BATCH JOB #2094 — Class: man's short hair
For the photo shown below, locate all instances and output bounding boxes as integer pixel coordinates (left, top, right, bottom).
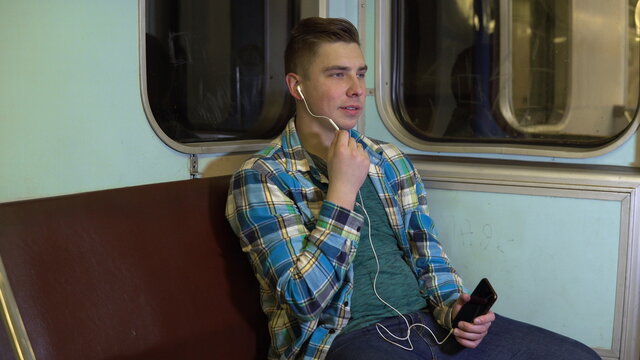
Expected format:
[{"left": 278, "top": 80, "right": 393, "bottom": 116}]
[{"left": 285, "top": 17, "right": 360, "bottom": 77}]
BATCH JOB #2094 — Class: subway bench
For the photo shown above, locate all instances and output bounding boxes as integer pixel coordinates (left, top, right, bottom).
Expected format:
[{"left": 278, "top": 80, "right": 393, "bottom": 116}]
[{"left": 0, "top": 177, "right": 268, "bottom": 360}]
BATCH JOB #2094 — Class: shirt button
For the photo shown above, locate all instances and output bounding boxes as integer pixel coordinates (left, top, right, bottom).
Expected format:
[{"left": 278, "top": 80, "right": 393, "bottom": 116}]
[
  {"left": 356, "top": 226, "right": 361, "bottom": 231},
  {"left": 328, "top": 328, "right": 336, "bottom": 334},
  {"left": 343, "top": 301, "right": 349, "bottom": 307}
]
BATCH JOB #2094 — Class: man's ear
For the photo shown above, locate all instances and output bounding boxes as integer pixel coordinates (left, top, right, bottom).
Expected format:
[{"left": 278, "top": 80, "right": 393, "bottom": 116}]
[{"left": 285, "top": 73, "right": 302, "bottom": 100}]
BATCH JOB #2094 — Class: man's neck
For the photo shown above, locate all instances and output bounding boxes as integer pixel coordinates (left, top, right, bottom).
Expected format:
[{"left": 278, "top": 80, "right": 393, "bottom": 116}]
[{"left": 295, "top": 113, "right": 337, "bottom": 161}]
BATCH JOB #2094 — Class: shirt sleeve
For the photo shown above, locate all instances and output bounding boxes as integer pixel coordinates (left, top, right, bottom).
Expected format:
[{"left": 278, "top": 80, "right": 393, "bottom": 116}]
[
  {"left": 393, "top": 152, "right": 466, "bottom": 329},
  {"left": 225, "top": 167, "right": 364, "bottom": 323}
]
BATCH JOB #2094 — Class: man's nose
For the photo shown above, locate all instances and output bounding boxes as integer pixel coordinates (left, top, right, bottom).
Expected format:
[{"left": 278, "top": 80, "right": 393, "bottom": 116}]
[{"left": 347, "top": 77, "right": 364, "bottom": 97}]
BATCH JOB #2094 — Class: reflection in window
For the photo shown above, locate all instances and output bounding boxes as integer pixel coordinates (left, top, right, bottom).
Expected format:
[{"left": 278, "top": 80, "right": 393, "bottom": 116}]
[
  {"left": 511, "top": 0, "right": 568, "bottom": 129},
  {"left": 392, "top": 0, "right": 639, "bottom": 147},
  {"left": 144, "top": 0, "right": 297, "bottom": 144}
]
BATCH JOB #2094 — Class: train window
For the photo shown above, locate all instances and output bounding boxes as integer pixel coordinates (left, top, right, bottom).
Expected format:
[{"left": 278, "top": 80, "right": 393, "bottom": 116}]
[
  {"left": 140, "top": 0, "right": 305, "bottom": 153},
  {"left": 379, "top": 0, "right": 640, "bottom": 156}
]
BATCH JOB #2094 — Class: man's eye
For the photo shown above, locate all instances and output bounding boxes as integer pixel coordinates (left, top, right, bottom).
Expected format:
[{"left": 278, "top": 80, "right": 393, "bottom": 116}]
[
  {"left": 330, "top": 73, "right": 344, "bottom": 78},
  {"left": 357, "top": 73, "right": 366, "bottom": 78}
]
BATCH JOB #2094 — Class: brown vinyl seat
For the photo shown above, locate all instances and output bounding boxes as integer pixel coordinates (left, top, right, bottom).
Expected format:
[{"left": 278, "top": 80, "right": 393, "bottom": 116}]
[{"left": 0, "top": 177, "right": 268, "bottom": 360}]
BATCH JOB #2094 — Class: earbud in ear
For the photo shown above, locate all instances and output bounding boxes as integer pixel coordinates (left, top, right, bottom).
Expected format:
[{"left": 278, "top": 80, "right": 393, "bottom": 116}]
[{"left": 296, "top": 84, "right": 303, "bottom": 98}]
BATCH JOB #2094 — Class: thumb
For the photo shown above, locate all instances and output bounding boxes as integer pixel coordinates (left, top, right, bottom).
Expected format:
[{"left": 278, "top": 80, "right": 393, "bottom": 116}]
[
  {"left": 459, "top": 293, "right": 471, "bottom": 303},
  {"left": 454, "top": 293, "right": 470, "bottom": 313}
]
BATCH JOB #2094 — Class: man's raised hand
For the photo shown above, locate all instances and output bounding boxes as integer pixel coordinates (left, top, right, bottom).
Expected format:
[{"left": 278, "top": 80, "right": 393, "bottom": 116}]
[{"left": 325, "top": 130, "right": 369, "bottom": 210}]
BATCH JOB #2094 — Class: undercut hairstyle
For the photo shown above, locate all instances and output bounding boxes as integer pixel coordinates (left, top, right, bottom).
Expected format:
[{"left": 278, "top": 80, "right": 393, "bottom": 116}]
[{"left": 285, "top": 17, "right": 360, "bottom": 77}]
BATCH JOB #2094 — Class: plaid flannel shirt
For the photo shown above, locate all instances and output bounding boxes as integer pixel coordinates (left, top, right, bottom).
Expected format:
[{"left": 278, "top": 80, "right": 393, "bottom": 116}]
[{"left": 226, "top": 119, "right": 465, "bottom": 359}]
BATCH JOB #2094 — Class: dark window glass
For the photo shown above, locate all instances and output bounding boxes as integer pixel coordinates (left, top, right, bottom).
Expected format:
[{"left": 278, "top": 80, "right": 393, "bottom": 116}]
[
  {"left": 392, "top": 0, "right": 639, "bottom": 147},
  {"left": 144, "top": 0, "right": 298, "bottom": 143}
]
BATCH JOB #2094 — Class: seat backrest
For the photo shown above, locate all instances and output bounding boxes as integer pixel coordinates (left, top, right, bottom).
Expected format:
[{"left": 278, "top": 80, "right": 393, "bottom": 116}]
[{"left": 0, "top": 177, "right": 268, "bottom": 360}]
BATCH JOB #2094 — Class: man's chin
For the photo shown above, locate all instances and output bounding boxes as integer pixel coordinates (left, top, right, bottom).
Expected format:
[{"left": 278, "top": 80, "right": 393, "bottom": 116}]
[{"left": 334, "top": 118, "right": 360, "bottom": 131}]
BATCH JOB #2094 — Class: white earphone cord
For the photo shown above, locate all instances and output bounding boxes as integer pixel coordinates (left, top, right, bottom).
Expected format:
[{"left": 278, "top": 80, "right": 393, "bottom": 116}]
[
  {"left": 297, "top": 85, "right": 340, "bottom": 131},
  {"left": 356, "top": 191, "right": 454, "bottom": 351}
]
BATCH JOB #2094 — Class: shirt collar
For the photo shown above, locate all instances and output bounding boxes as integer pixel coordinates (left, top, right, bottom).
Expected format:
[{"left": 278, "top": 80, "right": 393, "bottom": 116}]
[{"left": 279, "top": 117, "right": 386, "bottom": 174}]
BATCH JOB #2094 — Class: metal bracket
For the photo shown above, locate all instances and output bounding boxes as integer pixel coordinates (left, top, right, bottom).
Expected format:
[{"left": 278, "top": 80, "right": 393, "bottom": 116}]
[{"left": 189, "top": 154, "right": 201, "bottom": 179}]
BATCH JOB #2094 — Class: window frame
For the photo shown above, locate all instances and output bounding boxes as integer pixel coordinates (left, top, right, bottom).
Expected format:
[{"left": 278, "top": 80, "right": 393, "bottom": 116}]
[
  {"left": 138, "top": 0, "right": 322, "bottom": 154},
  {"left": 375, "top": 0, "right": 640, "bottom": 158}
]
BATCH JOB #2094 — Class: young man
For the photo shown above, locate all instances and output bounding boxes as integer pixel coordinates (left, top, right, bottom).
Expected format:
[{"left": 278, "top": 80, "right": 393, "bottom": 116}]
[{"left": 226, "top": 17, "right": 600, "bottom": 360}]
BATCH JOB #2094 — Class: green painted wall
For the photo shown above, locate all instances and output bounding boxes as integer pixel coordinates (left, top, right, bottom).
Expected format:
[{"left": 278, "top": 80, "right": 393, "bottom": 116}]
[
  {"left": 0, "top": 1, "right": 189, "bottom": 203},
  {"left": 427, "top": 189, "right": 620, "bottom": 349}
]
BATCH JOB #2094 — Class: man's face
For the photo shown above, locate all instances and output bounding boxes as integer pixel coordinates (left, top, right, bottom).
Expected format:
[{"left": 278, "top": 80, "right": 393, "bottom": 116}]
[{"left": 299, "top": 42, "right": 367, "bottom": 130}]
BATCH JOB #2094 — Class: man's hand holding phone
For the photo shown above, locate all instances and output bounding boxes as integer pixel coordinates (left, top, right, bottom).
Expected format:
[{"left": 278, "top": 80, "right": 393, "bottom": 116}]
[
  {"left": 452, "top": 294, "right": 495, "bottom": 348},
  {"left": 451, "top": 278, "right": 498, "bottom": 349}
]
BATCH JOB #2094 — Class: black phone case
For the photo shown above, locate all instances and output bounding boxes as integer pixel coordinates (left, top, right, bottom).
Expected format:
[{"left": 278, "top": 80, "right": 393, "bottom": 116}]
[{"left": 452, "top": 278, "right": 497, "bottom": 328}]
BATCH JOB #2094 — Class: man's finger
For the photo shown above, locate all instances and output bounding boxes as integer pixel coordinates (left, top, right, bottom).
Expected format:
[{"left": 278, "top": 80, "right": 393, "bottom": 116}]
[
  {"left": 459, "top": 321, "right": 490, "bottom": 335},
  {"left": 454, "top": 329, "right": 484, "bottom": 341},
  {"left": 456, "top": 338, "right": 482, "bottom": 349},
  {"left": 328, "top": 130, "right": 341, "bottom": 152},
  {"left": 336, "top": 130, "right": 349, "bottom": 145}
]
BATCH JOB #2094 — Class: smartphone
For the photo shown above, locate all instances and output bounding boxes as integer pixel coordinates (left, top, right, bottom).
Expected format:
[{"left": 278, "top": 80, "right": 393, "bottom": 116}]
[{"left": 452, "top": 278, "right": 497, "bottom": 328}]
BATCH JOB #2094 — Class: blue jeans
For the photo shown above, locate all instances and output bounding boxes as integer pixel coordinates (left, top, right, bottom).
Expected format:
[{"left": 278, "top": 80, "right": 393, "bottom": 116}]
[{"left": 325, "top": 311, "right": 600, "bottom": 360}]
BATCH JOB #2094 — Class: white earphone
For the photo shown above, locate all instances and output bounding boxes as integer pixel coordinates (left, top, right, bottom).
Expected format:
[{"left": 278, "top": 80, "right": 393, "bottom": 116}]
[
  {"left": 356, "top": 193, "right": 454, "bottom": 350},
  {"left": 296, "top": 84, "right": 340, "bottom": 131}
]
